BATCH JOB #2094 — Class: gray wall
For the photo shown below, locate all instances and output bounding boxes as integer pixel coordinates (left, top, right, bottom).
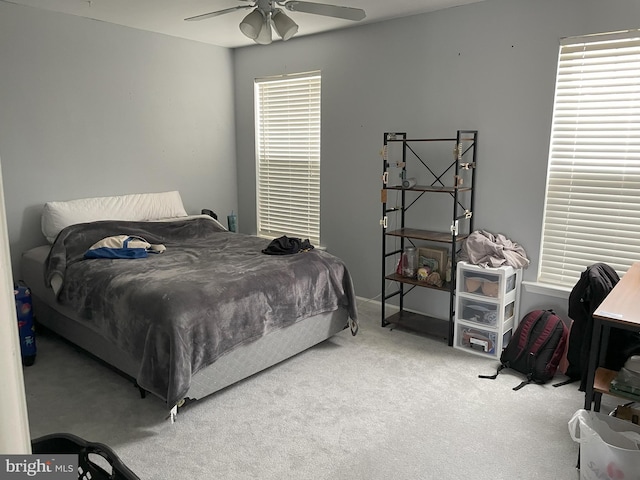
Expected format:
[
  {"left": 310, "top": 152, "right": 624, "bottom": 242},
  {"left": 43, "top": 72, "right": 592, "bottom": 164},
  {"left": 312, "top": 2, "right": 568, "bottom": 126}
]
[
  {"left": 2, "top": 0, "right": 639, "bottom": 320},
  {"left": 234, "top": 0, "right": 640, "bottom": 319},
  {"left": 0, "top": 2, "right": 237, "bottom": 278}
]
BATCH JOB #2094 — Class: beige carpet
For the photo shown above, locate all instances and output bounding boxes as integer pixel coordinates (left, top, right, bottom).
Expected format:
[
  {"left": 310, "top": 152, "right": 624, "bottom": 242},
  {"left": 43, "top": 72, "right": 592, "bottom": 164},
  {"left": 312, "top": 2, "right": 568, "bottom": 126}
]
[{"left": 23, "top": 299, "right": 599, "bottom": 479}]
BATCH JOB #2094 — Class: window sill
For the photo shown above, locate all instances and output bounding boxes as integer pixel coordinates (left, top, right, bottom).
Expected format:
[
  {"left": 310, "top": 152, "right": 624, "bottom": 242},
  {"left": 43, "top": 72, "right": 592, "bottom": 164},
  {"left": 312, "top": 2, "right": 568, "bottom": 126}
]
[{"left": 522, "top": 281, "right": 572, "bottom": 300}]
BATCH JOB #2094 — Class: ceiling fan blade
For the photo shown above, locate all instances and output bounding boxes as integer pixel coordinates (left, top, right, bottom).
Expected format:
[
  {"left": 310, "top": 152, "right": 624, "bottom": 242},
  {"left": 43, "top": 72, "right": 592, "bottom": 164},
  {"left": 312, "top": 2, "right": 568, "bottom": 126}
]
[
  {"left": 184, "top": 5, "right": 252, "bottom": 22},
  {"left": 283, "top": 1, "right": 366, "bottom": 21}
]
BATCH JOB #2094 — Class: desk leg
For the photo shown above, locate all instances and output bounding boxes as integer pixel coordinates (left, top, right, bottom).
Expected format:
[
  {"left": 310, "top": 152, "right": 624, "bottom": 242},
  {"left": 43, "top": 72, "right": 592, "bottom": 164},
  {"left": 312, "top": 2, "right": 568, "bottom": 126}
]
[
  {"left": 584, "top": 316, "right": 603, "bottom": 410},
  {"left": 600, "top": 324, "right": 611, "bottom": 365}
]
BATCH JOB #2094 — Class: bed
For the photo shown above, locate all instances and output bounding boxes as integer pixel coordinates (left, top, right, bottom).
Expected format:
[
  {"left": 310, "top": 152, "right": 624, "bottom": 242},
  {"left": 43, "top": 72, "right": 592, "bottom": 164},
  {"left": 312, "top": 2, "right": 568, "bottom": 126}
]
[{"left": 20, "top": 191, "right": 358, "bottom": 420}]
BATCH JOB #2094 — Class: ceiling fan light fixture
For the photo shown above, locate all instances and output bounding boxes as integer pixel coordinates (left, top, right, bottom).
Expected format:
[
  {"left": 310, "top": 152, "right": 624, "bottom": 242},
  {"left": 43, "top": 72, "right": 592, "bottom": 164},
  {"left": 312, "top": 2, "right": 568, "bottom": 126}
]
[
  {"left": 254, "top": 13, "right": 273, "bottom": 45},
  {"left": 272, "top": 9, "right": 298, "bottom": 41},
  {"left": 186, "top": 1, "right": 367, "bottom": 46},
  {"left": 239, "top": 8, "right": 264, "bottom": 40}
]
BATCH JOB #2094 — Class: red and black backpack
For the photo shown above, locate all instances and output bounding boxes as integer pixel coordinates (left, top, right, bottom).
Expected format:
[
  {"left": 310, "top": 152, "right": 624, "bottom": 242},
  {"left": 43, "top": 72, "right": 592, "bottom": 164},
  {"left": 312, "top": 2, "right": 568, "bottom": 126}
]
[{"left": 480, "top": 309, "right": 569, "bottom": 390}]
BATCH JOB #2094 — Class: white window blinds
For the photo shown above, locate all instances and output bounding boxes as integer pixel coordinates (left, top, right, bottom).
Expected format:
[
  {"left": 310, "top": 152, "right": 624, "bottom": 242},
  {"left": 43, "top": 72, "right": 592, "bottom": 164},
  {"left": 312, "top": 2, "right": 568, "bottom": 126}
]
[
  {"left": 539, "top": 31, "right": 640, "bottom": 287},
  {"left": 255, "top": 72, "right": 321, "bottom": 245}
]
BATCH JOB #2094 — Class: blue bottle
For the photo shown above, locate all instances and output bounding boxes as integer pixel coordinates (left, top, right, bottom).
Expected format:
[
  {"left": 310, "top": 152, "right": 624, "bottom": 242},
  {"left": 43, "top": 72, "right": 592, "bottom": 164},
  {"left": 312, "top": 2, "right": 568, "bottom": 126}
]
[
  {"left": 227, "top": 211, "right": 237, "bottom": 233},
  {"left": 14, "top": 285, "right": 36, "bottom": 366}
]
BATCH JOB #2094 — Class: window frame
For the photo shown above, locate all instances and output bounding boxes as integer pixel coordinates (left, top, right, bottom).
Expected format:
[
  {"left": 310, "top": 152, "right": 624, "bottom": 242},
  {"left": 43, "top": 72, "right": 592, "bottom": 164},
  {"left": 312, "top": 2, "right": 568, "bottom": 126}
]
[
  {"left": 538, "top": 30, "right": 640, "bottom": 288},
  {"left": 254, "top": 71, "right": 321, "bottom": 245}
]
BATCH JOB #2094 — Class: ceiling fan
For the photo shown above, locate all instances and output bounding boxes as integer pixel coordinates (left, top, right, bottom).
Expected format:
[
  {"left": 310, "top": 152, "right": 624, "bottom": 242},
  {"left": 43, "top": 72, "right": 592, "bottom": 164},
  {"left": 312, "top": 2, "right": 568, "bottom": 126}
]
[{"left": 185, "top": 0, "right": 366, "bottom": 45}]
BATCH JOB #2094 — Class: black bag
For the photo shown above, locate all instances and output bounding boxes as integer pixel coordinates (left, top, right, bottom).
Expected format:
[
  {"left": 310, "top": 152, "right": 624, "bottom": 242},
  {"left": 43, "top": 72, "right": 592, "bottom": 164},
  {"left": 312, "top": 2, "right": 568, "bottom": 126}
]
[
  {"left": 564, "top": 263, "right": 640, "bottom": 391},
  {"left": 261, "top": 236, "right": 314, "bottom": 255},
  {"left": 566, "top": 263, "right": 619, "bottom": 386},
  {"left": 479, "top": 309, "right": 569, "bottom": 390},
  {"left": 31, "top": 433, "right": 140, "bottom": 480}
]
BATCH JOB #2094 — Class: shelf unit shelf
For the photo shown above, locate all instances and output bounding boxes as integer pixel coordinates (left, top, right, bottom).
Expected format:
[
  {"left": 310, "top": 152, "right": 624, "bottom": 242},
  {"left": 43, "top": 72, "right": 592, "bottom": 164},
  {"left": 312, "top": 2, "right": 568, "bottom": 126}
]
[
  {"left": 383, "top": 311, "right": 450, "bottom": 341},
  {"left": 386, "top": 186, "right": 473, "bottom": 193},
  {"left": 385, "top": 229, "right": 470, "bottom": 243},
  {"left": 384, "top": 273, "right": 451, "bottom": 292},
  {"left": 594, "top": 367, "right": 640, "bottom": 402},
  {"left": 380, "top": 130, "right": 478, "bottom": 346}
]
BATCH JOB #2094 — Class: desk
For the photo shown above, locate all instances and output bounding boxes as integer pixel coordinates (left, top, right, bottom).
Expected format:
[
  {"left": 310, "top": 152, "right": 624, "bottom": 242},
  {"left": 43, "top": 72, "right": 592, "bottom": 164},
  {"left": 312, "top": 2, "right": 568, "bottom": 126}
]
[{"left": 584, "top": 262, "right": 640, "bottom": 410}]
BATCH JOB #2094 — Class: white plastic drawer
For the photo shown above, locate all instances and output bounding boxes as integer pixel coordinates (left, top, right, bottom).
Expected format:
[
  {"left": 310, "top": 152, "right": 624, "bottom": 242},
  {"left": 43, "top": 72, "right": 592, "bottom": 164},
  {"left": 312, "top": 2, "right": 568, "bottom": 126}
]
[
  {"left": 458, "top": 264, "right": 517, "bottom": 298},
  {"left": 455, "top": 324, "right": 498, "bottom": 355},
  {"left": 459, "top": 299, "right": 498, "bottom": 327},
  {"left": 454, "top": 323, "right": 513, "bottom": 359},
  {"left": 458, "top": 298, "right": 514, "bottom": 327}
]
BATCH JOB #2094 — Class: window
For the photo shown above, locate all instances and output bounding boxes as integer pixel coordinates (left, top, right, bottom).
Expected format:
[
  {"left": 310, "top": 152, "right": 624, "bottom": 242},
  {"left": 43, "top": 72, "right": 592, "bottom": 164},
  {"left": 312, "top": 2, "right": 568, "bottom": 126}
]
[
  {"left": 255, "top": 71, "right": 321, "bottom": 245},
  {"left": 539, "top": 31, "right": 640, "bottom": 288}
]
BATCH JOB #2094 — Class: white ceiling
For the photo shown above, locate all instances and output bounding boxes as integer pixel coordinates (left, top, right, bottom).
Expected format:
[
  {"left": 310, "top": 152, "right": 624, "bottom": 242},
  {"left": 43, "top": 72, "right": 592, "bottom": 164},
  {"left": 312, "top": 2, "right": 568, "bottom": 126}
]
[{"left": 5, "top": 0, "right": 485, "bottom": 48}]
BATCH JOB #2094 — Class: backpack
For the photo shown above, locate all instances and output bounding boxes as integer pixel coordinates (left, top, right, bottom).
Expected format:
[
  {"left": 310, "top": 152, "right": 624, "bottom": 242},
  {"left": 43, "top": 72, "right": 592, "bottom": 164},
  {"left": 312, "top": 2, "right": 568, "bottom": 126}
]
[
  {"left": 479, "top": 309, "right": 569, "bottom": 390},
  {"left": 564, "top": 263, "right": 630, "bottom": 391}
]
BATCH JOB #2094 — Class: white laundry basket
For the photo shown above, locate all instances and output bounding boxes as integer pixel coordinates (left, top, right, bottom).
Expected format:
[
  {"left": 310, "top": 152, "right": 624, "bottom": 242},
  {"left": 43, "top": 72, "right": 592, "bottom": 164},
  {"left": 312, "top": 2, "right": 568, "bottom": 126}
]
[{"left": 569, "top": 409, "right": 640, "bottom": 480}]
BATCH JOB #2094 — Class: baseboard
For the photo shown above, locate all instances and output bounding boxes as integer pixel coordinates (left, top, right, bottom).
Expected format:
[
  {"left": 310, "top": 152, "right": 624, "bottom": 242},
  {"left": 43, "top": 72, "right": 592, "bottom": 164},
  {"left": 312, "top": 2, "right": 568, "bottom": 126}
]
[{"left": 355, "top": 296, "right": 398, "bottom": 311}]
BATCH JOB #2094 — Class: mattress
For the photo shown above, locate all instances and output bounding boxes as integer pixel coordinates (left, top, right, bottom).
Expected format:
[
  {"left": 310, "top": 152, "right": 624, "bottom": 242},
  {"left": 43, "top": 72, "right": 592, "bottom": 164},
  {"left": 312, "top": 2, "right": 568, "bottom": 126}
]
[{"left": 22, "top": 242, "right": 352, "bottom": 407}]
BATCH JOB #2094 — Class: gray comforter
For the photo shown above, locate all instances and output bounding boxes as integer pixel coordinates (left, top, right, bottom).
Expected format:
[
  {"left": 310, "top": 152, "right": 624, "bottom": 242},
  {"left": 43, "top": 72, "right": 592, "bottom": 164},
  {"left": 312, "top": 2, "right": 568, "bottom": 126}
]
[{"left": 45, "top": 217, "right": 357, "bottom": 406}]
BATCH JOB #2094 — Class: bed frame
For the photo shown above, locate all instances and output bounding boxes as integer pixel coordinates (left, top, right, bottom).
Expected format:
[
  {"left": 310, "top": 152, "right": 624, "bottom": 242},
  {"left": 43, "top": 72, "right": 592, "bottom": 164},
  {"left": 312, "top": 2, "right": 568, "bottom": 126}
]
[{"left": 21, "top": 245, "right": 349, "bottom": 421}]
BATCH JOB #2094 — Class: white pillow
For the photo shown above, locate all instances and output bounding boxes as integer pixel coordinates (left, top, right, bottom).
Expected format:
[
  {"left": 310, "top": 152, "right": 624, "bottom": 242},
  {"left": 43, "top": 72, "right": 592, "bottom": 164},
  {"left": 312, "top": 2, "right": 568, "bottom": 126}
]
[{"left": 41, "top": 191, "right": 188, "bottom": 243}]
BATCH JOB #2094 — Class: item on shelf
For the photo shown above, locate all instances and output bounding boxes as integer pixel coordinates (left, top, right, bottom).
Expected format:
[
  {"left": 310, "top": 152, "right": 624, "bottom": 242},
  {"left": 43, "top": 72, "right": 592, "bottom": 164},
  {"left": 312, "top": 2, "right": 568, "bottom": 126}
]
[
  {"left": 610, "top": 368, "right": 640, "bottom": 400},
  {"left": 416, "top": 267, "right": 430, "bottom": 282},
  {"left": 401, "top": 247, "right": 418, "bottom": 278},
  {"left": 419, "top": 256, "right": 439, "bottom": 274},
  {"left": 418, "top": 246, "right": 448, "bottom": 277},
  {"left": 425, "top": 271, "right": 443, "bottom": 287},
  {"left": 625, "top": 355, "right": 640, "bottom": 374},
  {"left": 401, "top": 177, "right": 417, "bottom": 188}
]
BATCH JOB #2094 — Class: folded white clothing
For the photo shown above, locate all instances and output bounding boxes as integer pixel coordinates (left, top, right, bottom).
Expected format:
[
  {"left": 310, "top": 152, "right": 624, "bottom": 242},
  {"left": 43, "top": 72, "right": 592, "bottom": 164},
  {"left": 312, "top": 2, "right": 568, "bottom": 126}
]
[{"left": 89, "top": 235, "right": 166, "bottom": 253}]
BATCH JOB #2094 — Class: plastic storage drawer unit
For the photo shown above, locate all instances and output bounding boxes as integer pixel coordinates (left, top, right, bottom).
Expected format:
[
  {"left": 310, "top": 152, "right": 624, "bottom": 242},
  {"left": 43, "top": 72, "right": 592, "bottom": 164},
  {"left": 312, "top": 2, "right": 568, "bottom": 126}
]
[{"left": 454, "top": 261, "right": 522, "bottom": 359}]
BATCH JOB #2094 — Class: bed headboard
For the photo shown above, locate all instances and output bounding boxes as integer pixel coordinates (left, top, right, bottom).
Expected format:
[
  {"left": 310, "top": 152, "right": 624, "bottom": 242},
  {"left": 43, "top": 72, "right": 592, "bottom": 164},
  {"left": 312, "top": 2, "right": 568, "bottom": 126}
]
[{"left": 41, "top": 191, "right": 188, "bottom": 243}]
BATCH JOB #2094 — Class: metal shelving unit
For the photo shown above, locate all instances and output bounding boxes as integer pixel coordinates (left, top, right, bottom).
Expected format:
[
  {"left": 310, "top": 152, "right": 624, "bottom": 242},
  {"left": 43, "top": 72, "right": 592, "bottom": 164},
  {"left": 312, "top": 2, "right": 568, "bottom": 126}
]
[{"left": 380, "top": 130, "right": 478, "bottom": 346}]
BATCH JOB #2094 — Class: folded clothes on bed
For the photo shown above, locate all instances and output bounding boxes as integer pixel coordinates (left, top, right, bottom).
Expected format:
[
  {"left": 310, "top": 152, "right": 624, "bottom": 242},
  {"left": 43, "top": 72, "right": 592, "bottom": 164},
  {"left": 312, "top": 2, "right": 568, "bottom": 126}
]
[{"left": 84, "top": 235, "right": 166, "bottom": 259}]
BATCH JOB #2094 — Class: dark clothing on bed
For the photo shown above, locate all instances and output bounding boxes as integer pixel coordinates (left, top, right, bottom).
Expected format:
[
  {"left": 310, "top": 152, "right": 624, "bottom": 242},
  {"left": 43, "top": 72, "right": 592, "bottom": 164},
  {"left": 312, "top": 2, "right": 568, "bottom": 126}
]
[{"left": 262, "top": 236, "right": 314, "bottom": 255}]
